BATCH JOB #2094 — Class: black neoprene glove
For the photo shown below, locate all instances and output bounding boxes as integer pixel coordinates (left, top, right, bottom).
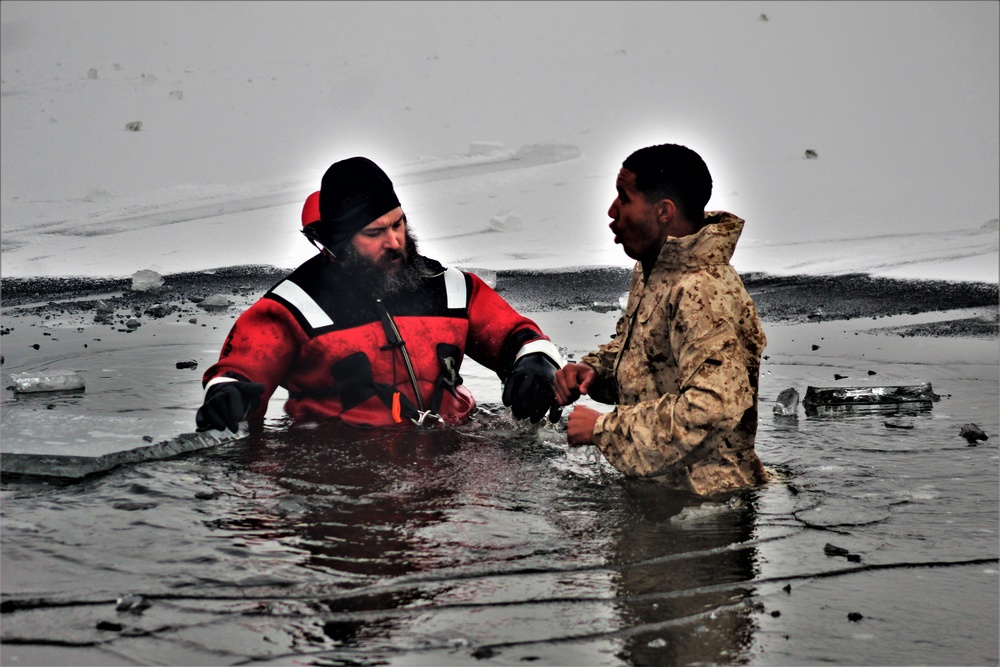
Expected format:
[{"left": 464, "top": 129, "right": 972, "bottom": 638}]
[
  {"left": 195, "top": 380, "right": 266, "bottom": 432},
  {"left": 502, "top": 352, "right": 562, "bottom": 424}
]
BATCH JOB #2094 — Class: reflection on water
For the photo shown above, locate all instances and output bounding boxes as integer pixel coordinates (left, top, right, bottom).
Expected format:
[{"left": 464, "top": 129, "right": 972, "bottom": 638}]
[
  {"left": 1, "top": 412, "right": 768, "bottom": 665},
  {"left": 203, "top": 416, "right": 764, "bottom": 664},
  {"left": 2, "top": 385, "right": 997, "bottom": 665}
]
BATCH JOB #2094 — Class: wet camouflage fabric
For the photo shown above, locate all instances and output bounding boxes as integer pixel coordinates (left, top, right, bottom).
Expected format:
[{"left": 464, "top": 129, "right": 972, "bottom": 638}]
[{"left": 581, "top": 212, "right": 768, "bottom": 496}]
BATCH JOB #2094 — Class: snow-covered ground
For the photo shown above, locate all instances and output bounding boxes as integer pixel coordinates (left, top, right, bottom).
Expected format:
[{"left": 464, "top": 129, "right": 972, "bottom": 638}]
[{"left": 2, "top": 1, "right": 997, "bottom": 282}]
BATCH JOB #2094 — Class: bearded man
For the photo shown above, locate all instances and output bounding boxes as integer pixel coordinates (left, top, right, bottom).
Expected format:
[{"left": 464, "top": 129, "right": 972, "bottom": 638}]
[{"left": 197, "top": 157, "right": 563, "bottom": 431}]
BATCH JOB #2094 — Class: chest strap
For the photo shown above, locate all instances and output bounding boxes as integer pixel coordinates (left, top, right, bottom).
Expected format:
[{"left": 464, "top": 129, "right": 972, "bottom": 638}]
[{"left": 374, "top": 297, "right": 425, "bottom": 413}]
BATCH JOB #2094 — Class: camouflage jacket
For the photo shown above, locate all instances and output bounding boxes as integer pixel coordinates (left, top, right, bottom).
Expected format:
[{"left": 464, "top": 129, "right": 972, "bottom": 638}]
[{"left": 581, "top": 212, "right": 768, "bottom": 496}]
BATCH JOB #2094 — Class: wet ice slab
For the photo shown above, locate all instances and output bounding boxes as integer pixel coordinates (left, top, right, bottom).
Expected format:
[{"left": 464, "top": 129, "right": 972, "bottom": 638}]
[
  {"left": 8, "top": 369, "right": 86, "bottom": 393},
  {"left": 0, "top": 411, "right": 246, "bottom": 479}
]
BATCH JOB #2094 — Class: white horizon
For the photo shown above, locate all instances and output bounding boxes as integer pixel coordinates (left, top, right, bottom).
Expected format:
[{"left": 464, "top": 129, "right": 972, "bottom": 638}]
[{"left": 2, "top": 1, "right": 997, "bottom": 283}]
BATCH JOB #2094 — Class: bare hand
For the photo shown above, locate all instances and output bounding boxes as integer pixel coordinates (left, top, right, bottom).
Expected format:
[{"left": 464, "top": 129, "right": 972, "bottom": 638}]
[
  {"left": 566, "top": 405, "right": 601, "bottom": 446},
  {"left": 554, "top": 363, "right": 597, "bottom": 406}
]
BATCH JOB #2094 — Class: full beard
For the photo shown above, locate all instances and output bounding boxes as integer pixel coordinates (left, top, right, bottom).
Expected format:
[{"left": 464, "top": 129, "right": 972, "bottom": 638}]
[{"left": 338, "top": 229, "right": 432, "bottom": 297}]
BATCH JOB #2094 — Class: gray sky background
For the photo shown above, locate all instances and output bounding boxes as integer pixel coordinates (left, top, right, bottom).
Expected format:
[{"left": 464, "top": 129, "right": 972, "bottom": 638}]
[{"left": 2, "top": 1, "right": 997, "bottom": 278}]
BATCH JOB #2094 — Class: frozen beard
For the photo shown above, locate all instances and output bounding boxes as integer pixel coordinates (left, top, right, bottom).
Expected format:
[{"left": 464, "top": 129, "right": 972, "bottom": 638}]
[{"left": 338, "top": 228, "right": 432, "bottom": 297}]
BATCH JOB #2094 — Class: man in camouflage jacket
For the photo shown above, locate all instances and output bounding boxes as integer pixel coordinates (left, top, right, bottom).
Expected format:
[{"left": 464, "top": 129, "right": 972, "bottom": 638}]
[{"left": 554, "top": 144, "right": 768, "bottom": 496}]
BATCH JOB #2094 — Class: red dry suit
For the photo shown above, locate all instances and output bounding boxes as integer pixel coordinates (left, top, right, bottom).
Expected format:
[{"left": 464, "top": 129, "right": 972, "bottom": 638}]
[{"left": 202, "top": 255, "right": 559, "bottom": 427}]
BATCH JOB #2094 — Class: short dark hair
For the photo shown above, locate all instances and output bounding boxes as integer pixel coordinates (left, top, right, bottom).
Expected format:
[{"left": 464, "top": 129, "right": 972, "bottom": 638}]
[{"left": 622, "top": 144, "right": 712, "bottom": 223}]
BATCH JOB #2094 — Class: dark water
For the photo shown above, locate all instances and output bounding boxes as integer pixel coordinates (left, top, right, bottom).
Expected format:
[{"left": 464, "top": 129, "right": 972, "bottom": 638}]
[{"left": 1, "top": 312, "right": 998, "bottom": 666}]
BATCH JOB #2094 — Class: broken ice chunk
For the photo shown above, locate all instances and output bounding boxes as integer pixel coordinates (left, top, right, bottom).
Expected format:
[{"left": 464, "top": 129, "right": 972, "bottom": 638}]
[
  {"left": 131, "top": 269, "right": 163, "bottom": 292},
  {"left": 773, "top": 387, "right": 800, "bottom": 416},
  {"left": 8, "top": 370, "right": 85, "bottom": 393},
  {"left": 489, "top": 210, "right": 522, "bottom": 232}
]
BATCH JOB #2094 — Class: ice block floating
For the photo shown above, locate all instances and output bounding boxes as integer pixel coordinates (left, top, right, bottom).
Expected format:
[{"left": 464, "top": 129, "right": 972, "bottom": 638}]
[
  {"left": 8, "top": 370, "right": 85, "bottom": 393},
  {"left": 1, "top": 423, "right": 249, "bottom": 479},
  {"left": 803, "top": 382, "right": 939, "bottom": 416}
]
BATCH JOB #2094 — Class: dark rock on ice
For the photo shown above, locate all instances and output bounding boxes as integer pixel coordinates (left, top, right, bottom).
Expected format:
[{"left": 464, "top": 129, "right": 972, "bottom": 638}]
[
  {"left": 96, "top": 620, "right": 123, "bottom": 632},
  {"left": 472, "top": 646, "right": 497, "bottom": 660},
  {"left": 823, "top": 543, "right": 850, "bottom": 557},
  {"left": 959, "top": 423, "right": 988, "bottom": 445},
  {"left": 824, "top": 542, "right": 863, "bottom": 562},
  {"left": 883, "top": 421, "right": 914, "bottom": 430},
  {"left": 848, "top": 612, "right": 864, "bottom": 622},
  {"left": 144, "top": 304, "right": 176, "bottom": 319},
  {"left": 176, "top": 359, "right": 198, "bottom": 370}
]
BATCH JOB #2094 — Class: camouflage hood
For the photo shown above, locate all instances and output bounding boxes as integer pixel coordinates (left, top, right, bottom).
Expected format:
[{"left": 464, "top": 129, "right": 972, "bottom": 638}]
[{"left": 654, "top": 211, "right": 745, "bottom": 273}]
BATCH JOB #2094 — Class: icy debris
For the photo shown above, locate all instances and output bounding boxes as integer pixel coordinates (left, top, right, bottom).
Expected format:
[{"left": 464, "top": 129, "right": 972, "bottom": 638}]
[
  {"left": 804, "top": 149, "right": 818, "bottom": 159},
  {"left": 125, "top": 120, "right": 142, "bottom": 131},
  {"left": 670, "top": 502, "right": 731, "bottom": 526},
  {"left": 95, "top": 300, "right": 115, "bottom": 323},
  {"left": 83, "top": 186, "right": 112, "bottom": 202},
  {"left": 169, "top": 90, "right": 183, "bottom": 100},
  {"left": 115, "top": 593, "right": 150, "bottom": 614},
  {"left": 803, "top": 382, "right": 939, "bottom": 415},
  {"left": 0, "top": 420, "right": 250, "bottom": 479},
  {"left": 590, "top": 302, "right": 618, "bottom": 313},
  {"left": 87, "top": 67, "right": 98, "bottom": 79},
  {"left": 464, "top": 268, "right": 496, "bottom": 288},
  {"left": 489, "top": 210, "right": 522, "bottom": 232},
  {"left": 198, "top": 294, "right": 232, "bottom": 311},
  {"left": 773, "top": 387, "right": 800, "bottom": 416},
  {"left": 8, "top": 370, "right": 85, "bottom": 393},
  {"left": 131, "top": 269, "right": 163, "bottom": 292},
  {"left": 469, "top": 141, "right": 505, "bottom": 156}
]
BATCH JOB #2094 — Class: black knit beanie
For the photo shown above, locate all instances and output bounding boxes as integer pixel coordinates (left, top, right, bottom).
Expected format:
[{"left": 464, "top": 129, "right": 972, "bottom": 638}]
[{"left": 317, "top": 157, "right": 400, "bottom": 253}]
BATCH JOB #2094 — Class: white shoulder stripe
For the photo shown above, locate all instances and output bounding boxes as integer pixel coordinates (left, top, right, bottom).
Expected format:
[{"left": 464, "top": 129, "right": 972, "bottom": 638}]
[
  {"left": 271, "top": 280, "right": 334, "bottom": 329},
  {"left": 444, "top": 267, "right": 467, "bottom": 310}
]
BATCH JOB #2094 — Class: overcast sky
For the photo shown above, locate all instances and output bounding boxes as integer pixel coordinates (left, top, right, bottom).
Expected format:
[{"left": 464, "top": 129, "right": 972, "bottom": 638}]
[{"left": 2, "top": 1, "right": 997, "bottom": 280}]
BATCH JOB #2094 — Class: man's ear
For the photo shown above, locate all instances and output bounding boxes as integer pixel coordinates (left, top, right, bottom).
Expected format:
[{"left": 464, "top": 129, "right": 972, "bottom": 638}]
[
  {"left": 301, "top": 225, "right": 337, "bottom": 260},
  {"left": 656, "top": 198, "right": 678, "bottom": 224}
]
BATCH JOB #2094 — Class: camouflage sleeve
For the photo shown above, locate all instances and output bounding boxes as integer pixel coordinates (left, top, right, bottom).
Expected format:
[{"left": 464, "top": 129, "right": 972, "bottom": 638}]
[
  {"left": 591, "top": 307, "right": 755, "bottom": 478},
  {"left": 579, "top": 311, "right": 626, "bottom": 405}
]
